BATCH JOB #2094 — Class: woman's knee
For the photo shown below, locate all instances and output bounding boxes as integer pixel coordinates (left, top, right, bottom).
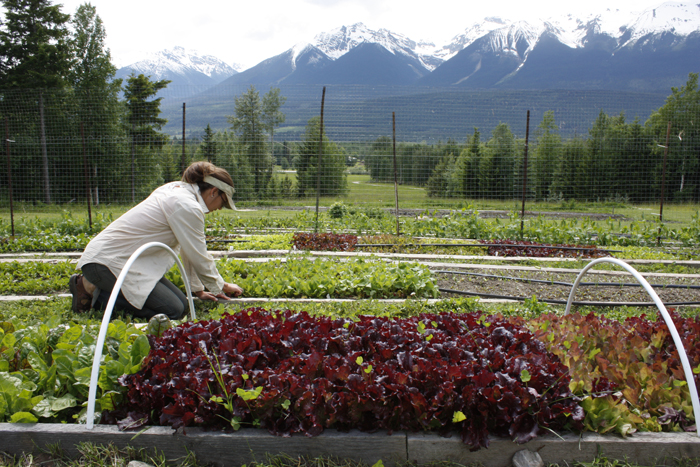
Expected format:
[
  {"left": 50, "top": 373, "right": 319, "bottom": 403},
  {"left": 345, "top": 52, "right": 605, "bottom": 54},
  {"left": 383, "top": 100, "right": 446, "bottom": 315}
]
[
  {"left": 145, "top": 283, "right": 187, "bottom": 320},
  {"left": 148, "top": 300, "right": 185, "bottom": 320}
]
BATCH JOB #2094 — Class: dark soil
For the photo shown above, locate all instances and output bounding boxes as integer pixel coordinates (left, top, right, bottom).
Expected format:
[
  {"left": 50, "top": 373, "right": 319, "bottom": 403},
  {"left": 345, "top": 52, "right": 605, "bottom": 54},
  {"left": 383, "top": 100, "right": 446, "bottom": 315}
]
[{"left": 436, "top": 268, "right": 700, "bottom": 305}]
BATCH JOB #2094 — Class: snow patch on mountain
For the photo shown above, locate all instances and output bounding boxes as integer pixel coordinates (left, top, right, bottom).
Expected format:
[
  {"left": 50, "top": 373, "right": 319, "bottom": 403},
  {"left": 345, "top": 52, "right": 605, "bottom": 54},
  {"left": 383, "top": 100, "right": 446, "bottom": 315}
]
[
  {"left": 312, "top": 22, "right": 439, "bottom": 71},
  {"left": 487, "top": 21, "right": 541, "bottom": 56},
  {"left": 541, "top": 15, "right": 593, "bottom": 48},
  {"left": 125, "top": 46, "right": 239, "bottom": 82},
  {"left": 436, "top": 17, "right": 512, "bottom": 60},
  {"left": 440, "top": 1, "right": 700, "bottom": 56},
  {"left": 622, "top": 2, "right": 700, "bottom": 45},
  {"left": 290, "top": 43, "right": 312, "bottom": 68}
]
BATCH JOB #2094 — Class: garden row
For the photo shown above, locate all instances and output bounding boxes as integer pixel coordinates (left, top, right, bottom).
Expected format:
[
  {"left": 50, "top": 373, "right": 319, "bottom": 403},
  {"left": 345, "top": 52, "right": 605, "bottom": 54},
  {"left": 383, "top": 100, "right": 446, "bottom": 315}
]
[
  {"left": 0, "top": 257, "right": 439, "bottom": 299},
  {"left": 2, "top": 208, "right": 700, "bottom": 253},
  {"left": 1, "top": 304, "right": 698, "bottom": 451},
  {"left": 3, "top": 250, "right": 698, "bottom": 300}
]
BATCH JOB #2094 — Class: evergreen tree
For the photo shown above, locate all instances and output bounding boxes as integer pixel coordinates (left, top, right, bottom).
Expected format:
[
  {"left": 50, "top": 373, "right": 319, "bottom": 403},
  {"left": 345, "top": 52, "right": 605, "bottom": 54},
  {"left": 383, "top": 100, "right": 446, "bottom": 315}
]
[
  {"left": 227, "top": 85, "right": 271, "bottom": 197},
  {"left": 533, "top": 111, "right": 561, "bottom": 200},
  {"left": 200, "top": 124, "right": 217, "bottom": 162},
  {"left": 212, "top": 129, "right": 254, "bottom": 199},
  {"left": 481, "top": 123, "right": 516, "bottom": 199},
  {"left": 0, "top": 0, "right": 72, "bottom": 203},
  {"left": 426, "top": 155, "right": 455, "bottom": 198},
  {"left": 123, "top": 73, "right": 170, "bottom": 201},
  {"left": 551, "top": 136, "right": 586, "bottom": 200},
  {"left": 450, "top": 128, "right": 482, "bottom": 198},
  {"left": 0, "top": 0, "right": 71, "bottom": 88},
  {"left": 646, "top": 73, "right": 700, "bottom": 201},
  {"left": 583, "top": 110, "right": 611, "bottom": 201},
  {"left": 402, "top": 143, "right": 437, "bottom": 187},
  {"left": 68, "top": 2, "right": 125, "bottom": 204},
  {"left": 604, "top": 113, "right": 636, "bottom": 200},
  {"left": 261, "top": 87, "right": 286, "bottom": 154},
  {"left": 295, "top": 116, "right": 347, "bottom": 197},
  {"left": 367, "top": 136, "right": 393, "bottom": 182},
  {"left": 69, "top": 3, "right": 117, "bottom": 89},
  {"left": 621, "top": 119, "right": 654, "bottom": 202}
]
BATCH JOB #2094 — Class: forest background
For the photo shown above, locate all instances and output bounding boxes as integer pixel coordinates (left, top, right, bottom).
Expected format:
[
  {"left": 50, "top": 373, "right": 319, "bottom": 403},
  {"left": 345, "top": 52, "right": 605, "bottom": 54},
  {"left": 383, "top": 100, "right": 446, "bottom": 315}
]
[{"left": 0, "top": 0, "right": 699, "bottom": 223}]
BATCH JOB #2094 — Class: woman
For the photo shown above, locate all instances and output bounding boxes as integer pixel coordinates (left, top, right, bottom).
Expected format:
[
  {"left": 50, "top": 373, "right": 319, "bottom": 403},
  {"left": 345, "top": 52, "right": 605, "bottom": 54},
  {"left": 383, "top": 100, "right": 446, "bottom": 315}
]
[{"left": 69, "top": 161, "right": 243, "bottom": 320}]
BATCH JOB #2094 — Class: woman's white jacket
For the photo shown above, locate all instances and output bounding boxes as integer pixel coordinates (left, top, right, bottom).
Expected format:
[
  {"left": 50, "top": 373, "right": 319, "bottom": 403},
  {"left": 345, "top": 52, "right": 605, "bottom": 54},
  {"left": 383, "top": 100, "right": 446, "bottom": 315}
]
[{"left": 77, "top": 181, "right": 225, "bottom": 309}]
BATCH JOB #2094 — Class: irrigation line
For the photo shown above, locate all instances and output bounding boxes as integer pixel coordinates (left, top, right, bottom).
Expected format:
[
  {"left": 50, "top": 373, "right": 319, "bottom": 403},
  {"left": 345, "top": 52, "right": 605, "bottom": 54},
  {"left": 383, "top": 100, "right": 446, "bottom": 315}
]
[
  {"left": 354, "top": 243, "right": 621, "bottom": 253},
  {"left": 207, "top": 239, "right": 250, "bottom": 243},
  {"left": 438, "top": 288, "right": 700, "bottom": 307},
  {"left": 435, "top": 270, "right": 700, "bottom": 289},
  {"left": 205, "top": 240, "right": 621, "bottom": 255}
]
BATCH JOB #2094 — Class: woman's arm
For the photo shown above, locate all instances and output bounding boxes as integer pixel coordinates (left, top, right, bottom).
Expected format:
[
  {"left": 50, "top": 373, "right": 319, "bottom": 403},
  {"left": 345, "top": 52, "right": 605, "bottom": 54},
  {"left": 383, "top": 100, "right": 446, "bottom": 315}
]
[{"left": 167, "top": 204, "right": 226, "bottom": 294}]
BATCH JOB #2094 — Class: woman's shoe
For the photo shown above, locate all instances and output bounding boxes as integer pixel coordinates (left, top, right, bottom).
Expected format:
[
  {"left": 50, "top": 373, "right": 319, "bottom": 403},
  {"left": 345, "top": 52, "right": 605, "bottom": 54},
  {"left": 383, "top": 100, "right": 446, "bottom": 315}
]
[{"left": 69, "top": 274, "right": 92, "bottom": 313}]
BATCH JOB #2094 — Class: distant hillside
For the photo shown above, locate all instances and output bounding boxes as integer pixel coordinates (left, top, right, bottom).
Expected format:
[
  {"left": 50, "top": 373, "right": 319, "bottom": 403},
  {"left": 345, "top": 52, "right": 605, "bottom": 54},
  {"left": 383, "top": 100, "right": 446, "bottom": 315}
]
[
  {"left": 160, "top": 85, "right": 669, "bottom": 143},
  {"left": 152, "top": 2, "right": 696, "bottom": 142}
]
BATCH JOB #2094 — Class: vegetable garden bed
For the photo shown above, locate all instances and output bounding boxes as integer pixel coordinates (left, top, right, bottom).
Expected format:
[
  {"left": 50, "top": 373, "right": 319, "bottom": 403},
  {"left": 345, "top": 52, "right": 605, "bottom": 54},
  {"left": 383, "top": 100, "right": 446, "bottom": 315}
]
[{"left": 2, "top": 213, "right": 700, "bottom": 465}]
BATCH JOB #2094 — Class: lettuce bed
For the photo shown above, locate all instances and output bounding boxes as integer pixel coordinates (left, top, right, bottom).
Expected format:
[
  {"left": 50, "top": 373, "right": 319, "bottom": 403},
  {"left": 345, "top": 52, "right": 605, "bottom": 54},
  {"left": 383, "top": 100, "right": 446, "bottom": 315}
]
[{"left": 110, "top": 310, "right": 583, "bottom": 450}]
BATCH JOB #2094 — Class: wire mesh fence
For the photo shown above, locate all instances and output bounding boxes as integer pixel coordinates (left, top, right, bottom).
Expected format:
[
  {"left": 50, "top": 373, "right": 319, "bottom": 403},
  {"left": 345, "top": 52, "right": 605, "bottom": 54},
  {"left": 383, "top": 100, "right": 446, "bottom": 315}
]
[{"left": 1, "top": 83, "right": 698, "bottom": 223}]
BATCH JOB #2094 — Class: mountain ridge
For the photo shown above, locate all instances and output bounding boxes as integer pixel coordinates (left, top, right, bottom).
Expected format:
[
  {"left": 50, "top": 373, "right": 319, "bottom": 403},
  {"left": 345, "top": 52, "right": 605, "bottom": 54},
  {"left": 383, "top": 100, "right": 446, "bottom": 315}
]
[{"left": 117, "top": 1, "right": 700, "bottom": 95}]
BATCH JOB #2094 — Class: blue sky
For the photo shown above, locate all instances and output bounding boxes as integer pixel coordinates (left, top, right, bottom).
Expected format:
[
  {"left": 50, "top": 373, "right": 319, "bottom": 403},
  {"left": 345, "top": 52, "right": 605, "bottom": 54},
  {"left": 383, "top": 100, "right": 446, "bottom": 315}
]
[{"left": 52, "top": 0, "right": 665, "bottom": 69}]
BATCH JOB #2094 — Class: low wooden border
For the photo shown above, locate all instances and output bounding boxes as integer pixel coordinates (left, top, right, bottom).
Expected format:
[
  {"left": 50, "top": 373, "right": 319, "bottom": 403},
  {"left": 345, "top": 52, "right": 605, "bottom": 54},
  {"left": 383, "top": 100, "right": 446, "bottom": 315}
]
[{"left": 1, "top": 424, "right": 699, "bottom": 467}]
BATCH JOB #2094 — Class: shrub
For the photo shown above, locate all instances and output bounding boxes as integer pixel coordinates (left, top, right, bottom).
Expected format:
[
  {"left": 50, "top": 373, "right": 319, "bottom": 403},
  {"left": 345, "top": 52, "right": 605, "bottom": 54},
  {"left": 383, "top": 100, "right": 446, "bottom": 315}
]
[{"left": 328, "top": 202, "right": 348, "bottom": 219}]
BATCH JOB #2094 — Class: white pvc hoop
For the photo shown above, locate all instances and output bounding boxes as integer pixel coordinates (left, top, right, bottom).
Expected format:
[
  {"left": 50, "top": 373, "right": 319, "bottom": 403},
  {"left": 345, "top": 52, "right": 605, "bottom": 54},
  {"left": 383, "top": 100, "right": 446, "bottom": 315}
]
[
  {"left": 564, "top": 257, "right": 700, "bottom": 436},
  {"left": 86, "top": 241, "right": 196, "bottom": 429}
]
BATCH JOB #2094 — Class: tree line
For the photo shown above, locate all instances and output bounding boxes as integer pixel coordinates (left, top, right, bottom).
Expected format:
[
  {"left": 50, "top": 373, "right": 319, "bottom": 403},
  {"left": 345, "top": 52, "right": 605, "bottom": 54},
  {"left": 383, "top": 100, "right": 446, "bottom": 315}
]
[
  {"left": 368, "top": 73, "right": 699, "bottom": 203},
  {"left": 185, "top": 87, "right": 348, "bottom": 201},
  {"left": 1, "top": 0, "right": 698, "bottom": 206}
]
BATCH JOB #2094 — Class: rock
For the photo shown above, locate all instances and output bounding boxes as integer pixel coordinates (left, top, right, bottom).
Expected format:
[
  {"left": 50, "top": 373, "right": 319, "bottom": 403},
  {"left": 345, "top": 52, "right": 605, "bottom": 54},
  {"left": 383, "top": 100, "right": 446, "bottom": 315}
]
[
  {"left": 512, "top": 449, "right": 544, "bottom": 467},
  {"left": 128, "top": 461, "right": 155, "bottom": 467}
]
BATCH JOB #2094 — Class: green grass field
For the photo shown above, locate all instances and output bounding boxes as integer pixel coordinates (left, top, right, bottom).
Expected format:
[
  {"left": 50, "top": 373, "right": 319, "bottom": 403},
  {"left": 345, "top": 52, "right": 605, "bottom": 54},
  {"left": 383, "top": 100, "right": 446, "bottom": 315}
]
[{"left": 1, "top": 173, "right": 698, "bottom": 227}]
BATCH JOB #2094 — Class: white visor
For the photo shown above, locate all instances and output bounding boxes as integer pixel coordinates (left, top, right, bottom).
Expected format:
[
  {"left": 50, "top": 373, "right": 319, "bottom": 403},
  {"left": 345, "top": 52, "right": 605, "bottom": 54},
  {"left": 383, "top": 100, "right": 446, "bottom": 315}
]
[{"left": 203, "top": 175, "right": 236, "bottom": 210}]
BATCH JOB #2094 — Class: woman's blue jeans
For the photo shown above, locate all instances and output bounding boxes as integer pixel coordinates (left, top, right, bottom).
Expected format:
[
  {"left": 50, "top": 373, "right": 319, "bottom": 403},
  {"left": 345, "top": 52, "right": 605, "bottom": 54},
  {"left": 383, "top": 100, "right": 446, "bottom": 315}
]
[{"left": 81, "top": 262, "right": 187, "bottom": 320}]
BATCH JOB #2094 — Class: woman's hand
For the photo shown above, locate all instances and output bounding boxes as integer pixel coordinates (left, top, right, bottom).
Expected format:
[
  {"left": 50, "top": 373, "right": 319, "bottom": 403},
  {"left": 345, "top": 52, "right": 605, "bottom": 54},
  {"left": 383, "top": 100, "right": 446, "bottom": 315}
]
[
  {"left": 223, "top": 283, "right": 243, "bottom": 297},
  {"left": 195, "top": 283, "right": 243, "bottom": 302},
  {"left": 194, "top": 290, "right": 221, "bottom": 301}
]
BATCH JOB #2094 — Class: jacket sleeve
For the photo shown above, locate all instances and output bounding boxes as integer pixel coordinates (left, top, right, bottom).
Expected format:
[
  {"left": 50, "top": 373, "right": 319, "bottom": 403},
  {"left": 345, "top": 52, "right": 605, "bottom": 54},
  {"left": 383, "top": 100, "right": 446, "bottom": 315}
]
[{"left": 167, "top": 203, "right": 225, "bottom": 294}]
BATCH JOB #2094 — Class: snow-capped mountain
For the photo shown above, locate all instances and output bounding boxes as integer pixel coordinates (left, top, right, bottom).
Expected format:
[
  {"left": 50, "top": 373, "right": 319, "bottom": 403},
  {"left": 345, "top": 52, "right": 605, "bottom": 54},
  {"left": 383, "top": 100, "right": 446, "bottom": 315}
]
[
  {"left": 434, "top": 1, "right": 700, "bottom": 60},
  {"left": 435, "top": 17, "right": 521, "bottom": 60},
  {"left": 218, "top": 24, "right": 433, "bottom": 87},
  {"left": 420, "top": 1, "right": 700, "bottom": 90},
  {"left": 151, "top": 1, "right": 700, "bottom": 98},
  {"left": 313, "top": 23, "right": 442, "bottom": 71},
  {"left": 115, "top": 46, "right": 240, "bottom": 97}
]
